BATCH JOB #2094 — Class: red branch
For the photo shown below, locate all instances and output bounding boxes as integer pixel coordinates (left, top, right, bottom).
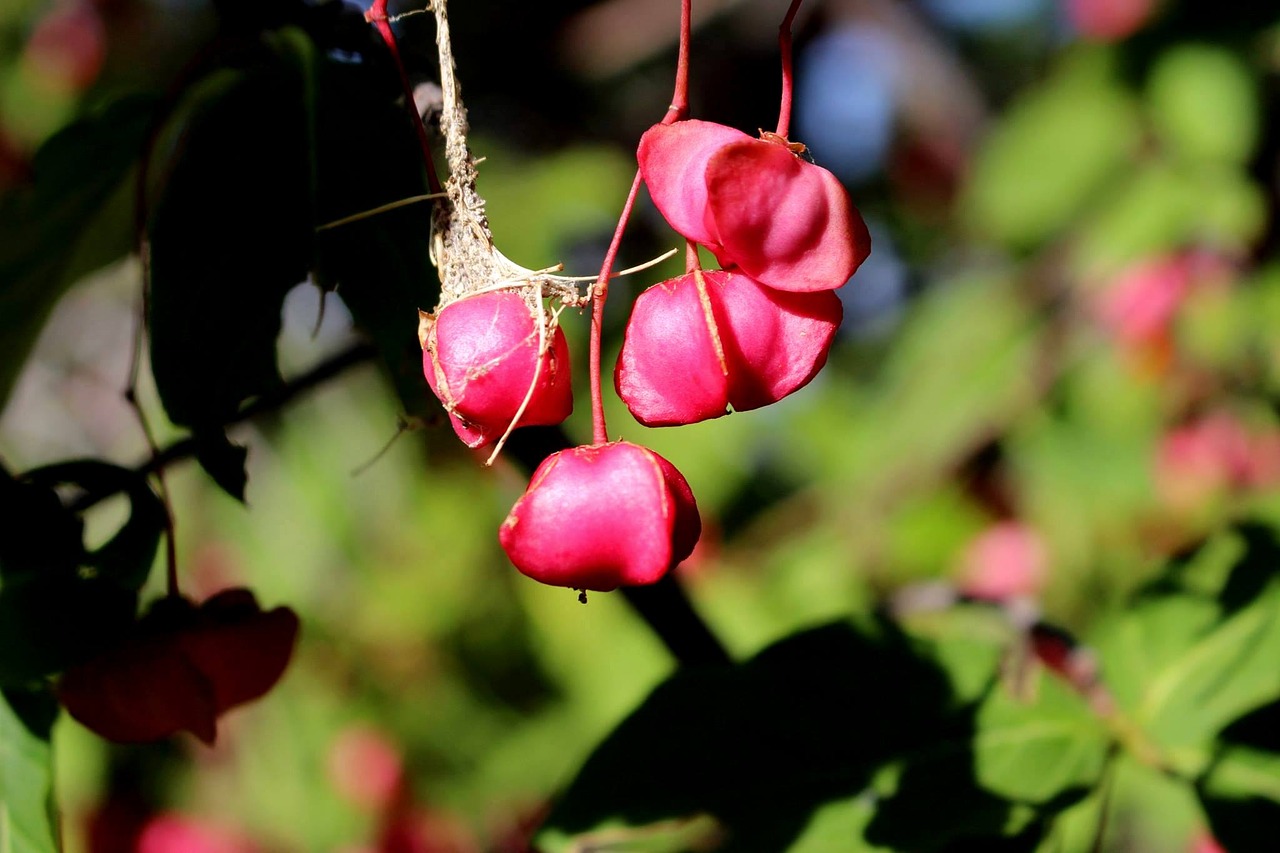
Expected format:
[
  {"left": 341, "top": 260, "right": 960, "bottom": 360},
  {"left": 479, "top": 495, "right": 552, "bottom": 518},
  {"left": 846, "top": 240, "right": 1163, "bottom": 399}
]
[
  {"left": 367, "top": 0, "right": 443, "bottom": 194},
  {"left": 587, "top": 0, "right": 693, "bottom": 444}
]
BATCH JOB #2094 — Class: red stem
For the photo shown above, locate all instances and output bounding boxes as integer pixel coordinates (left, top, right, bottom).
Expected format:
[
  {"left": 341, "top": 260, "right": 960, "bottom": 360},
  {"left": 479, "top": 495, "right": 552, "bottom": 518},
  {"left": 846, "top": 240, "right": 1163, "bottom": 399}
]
[
  {"left": 776, "top": 0, "right": 804, "bottom": 138},
  {"left": 684, "top": 239, "right": 701, "bottom": 274},
  {"left": 661, "top": 0, "right": 693, "bottom": 125},
  {"left": 367, "top": 0, "right": 443, "bottom": 195},
  {"left": 587, "top": 0, "right": 694, "bottom": 444},
  {"left": 589, "top": 170, "right": 644, "bottom": 445}
]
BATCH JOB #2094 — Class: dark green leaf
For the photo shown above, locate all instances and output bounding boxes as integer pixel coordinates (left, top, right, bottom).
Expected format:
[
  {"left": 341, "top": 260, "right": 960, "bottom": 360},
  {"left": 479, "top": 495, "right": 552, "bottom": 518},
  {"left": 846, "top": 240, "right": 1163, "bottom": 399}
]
[
  {"left": 1197, "top": 743, "right": 1280, "bottom": 853},
  {"left": 864, "top": 673, "right": 1108, "bottom": 852},
  {"left": 0, "top": 472, "right": 83, "bottom": 579},
  {"left": 0, "top": 687, "right": 58, "bottom": 853},
  {"left": 313, "top": 57, "right": 437, "bottom": 419},
  {"left": 147, "top": 28, "right": 320, "bottom": 430},
  {"left": 194, "top": 430, "right": 249, "bottom": 503},
  {"left": 1092, "top": 525, "right": 1280, "bottom": 773},
  {"left": 24, "top": 460, "right": 164, "bottom": 592},
  {"left": 0, "top": 94, "right": 157, "bottom": 412},
  {"left": 0, "top": 573, "right": 137, "bottom": 685},
  {"left": 537, "top": 619, "right": 963, "bottom": 853}
]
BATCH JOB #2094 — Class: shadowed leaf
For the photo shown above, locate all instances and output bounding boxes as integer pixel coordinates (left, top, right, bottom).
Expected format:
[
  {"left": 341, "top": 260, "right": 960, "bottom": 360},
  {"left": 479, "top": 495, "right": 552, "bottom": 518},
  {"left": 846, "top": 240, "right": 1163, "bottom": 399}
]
[
  {"left": 0, "top": 95, "right": 157, "bottom": 412},
  {"left": 0, "top": 687, "right": 58, "bottom": 853}
]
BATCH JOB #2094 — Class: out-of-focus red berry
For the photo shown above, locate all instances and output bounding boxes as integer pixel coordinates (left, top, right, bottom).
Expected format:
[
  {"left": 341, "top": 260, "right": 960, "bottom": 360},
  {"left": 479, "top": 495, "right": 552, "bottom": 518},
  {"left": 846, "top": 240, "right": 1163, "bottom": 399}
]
[{"left": 56, "top": 590, "right": 299, "bottom": 745}]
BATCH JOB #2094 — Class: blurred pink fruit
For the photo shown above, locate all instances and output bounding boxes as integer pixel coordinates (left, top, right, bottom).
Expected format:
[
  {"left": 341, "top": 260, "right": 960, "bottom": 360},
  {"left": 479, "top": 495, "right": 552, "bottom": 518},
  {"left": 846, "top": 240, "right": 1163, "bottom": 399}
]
[
  {"left": 328, "top": 725, "right": 406, "bottom": 811},
  {"left": 1156, "top": 412, "right": 1280, "bottom": 510},
  {"left": 57, "top": 589, "right": 299, "bottom": 745},
  {"left": 24, "top": 1, "right": 107, "bottom": 93},
  {"left": 957, "top": 522, "right": 1048, "bottom": 602},
  {"left": 137, "top": 814, "right": 258, "bottom": 853},
  {"left": 1094, "top": 254, "right": 1191, "bottom": 351},
  {"left": 1065, "top": 0, "right": 1157, "bottom": 42}
]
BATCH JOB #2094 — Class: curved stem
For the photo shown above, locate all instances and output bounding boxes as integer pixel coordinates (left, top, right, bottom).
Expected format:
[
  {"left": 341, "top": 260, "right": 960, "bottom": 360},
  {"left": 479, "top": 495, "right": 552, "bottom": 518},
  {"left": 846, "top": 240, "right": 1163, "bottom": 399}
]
[
  {"left": 367, "top": 0, "right": 443, "bottom": 195},
  {"left": 684, "top": 239, "right": 701, "bottom": 275},
  {"left": 589, "top": 170, "right": 644, "bottom": 445},
  {"left": 588, "top": 0, "right": 695, "bottom": 444},
  {"left": 776, "top": 0, "right": 805, "bottom": 138}
]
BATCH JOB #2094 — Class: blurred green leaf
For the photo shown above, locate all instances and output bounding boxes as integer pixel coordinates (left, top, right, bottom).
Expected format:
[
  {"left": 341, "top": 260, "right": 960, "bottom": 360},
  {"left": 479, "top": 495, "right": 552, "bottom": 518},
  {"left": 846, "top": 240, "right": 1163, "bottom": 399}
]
[
  {"left": 1198, "top": 743, "right": 1280, "bottom": 853},
  {"left": 963, "top": 47, "right": 1139, "bottom": 249},
  {"left": 797, "top": 275, "right": 1040, "bottom": 499},
  {"left": 972, "top": 678, "right": 1110, "bottom": 803},
  {"left": 1074, "top": 159, "right": 1266, "bottom": 271},
  {"left": 864, "top": 674, "right": 1107, "bottom": 852},
  {"left": 1147, "top": 44, "right": 1257, "bottom": 166},
  {"left": 0, "top": 94, "right": 156, "bottom": 412},
  {"left": 0, "top": 687, "right": 58, "bottom": 853},
  {"left": 1092, "top": 525, "right": 1280, "bottom": 773}
]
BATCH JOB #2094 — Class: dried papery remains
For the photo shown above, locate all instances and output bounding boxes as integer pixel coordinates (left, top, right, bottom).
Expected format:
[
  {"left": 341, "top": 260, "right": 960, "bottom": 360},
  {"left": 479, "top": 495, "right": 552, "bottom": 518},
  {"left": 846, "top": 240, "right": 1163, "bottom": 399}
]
[{"left": 421, "top": 0, "right": 589, "bottom": 453}]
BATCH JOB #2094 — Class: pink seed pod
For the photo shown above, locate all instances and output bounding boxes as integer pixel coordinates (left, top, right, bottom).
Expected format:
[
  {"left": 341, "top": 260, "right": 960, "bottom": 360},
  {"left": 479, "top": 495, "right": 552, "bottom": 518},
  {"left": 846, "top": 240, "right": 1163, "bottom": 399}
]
[
  {"left": 56, "top": 590, "right": 299, "bottom": 745},
  {"left": 615, "top": 269, "right": 842, "bottom": 426},
  {"left": 499, "top": 441, "right": 701, "bottom": 591},
  {"left": 638, "top": 119, "right": 870, "bottom": 292},
  {"left": 421, "top": 291, "right": 573, "bottom": 448},
  {"left": 180, "top": 588, "right": 300, "bottom": 716}
]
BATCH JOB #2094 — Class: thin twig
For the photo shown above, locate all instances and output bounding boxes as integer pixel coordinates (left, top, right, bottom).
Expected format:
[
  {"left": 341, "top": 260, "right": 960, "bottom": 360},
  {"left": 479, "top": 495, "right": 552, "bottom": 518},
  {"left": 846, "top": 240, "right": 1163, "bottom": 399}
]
[{"left": 69, "top": 341, "right": 379, "bottom": 513}]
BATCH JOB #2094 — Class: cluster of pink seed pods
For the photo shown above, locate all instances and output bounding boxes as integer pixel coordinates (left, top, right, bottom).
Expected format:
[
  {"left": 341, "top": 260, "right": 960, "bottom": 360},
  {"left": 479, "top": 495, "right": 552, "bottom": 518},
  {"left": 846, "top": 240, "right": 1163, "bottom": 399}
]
[{"left": 419, "top": 0, "right": 869, "bottom": 595}]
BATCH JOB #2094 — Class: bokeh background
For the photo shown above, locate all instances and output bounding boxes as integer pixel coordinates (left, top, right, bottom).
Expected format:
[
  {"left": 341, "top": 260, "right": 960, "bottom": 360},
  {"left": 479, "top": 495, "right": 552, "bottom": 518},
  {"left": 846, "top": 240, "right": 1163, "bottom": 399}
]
[{"left": 4, "top": 0, "right": 1280, "bottom": 850}]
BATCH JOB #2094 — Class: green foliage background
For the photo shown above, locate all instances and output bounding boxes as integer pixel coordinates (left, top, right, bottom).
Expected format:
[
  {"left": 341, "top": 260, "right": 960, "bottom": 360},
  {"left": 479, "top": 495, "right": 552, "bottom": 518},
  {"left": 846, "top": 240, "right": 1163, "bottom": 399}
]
[{"left": 4, "top": 1, "right": 1280, "bottom": 851}]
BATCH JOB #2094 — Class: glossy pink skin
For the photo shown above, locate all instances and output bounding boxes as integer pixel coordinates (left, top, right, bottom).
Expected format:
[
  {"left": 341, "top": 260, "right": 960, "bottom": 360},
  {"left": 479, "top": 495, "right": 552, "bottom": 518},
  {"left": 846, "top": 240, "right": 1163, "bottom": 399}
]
[
  {"left": 637, "top": 120, "right": 751, "bottom": 250},
  {"left": 424, "top": 291, "right": 573, "bottom": 448},
  {"left": 499, "top": 441, "right": 701, "bottom": 591},
  {"left": 638, "top": 120, "right": 871, "bottom": 292},
  {"left": 615, "top": 270, "right": 842, "bottom": 426}
]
